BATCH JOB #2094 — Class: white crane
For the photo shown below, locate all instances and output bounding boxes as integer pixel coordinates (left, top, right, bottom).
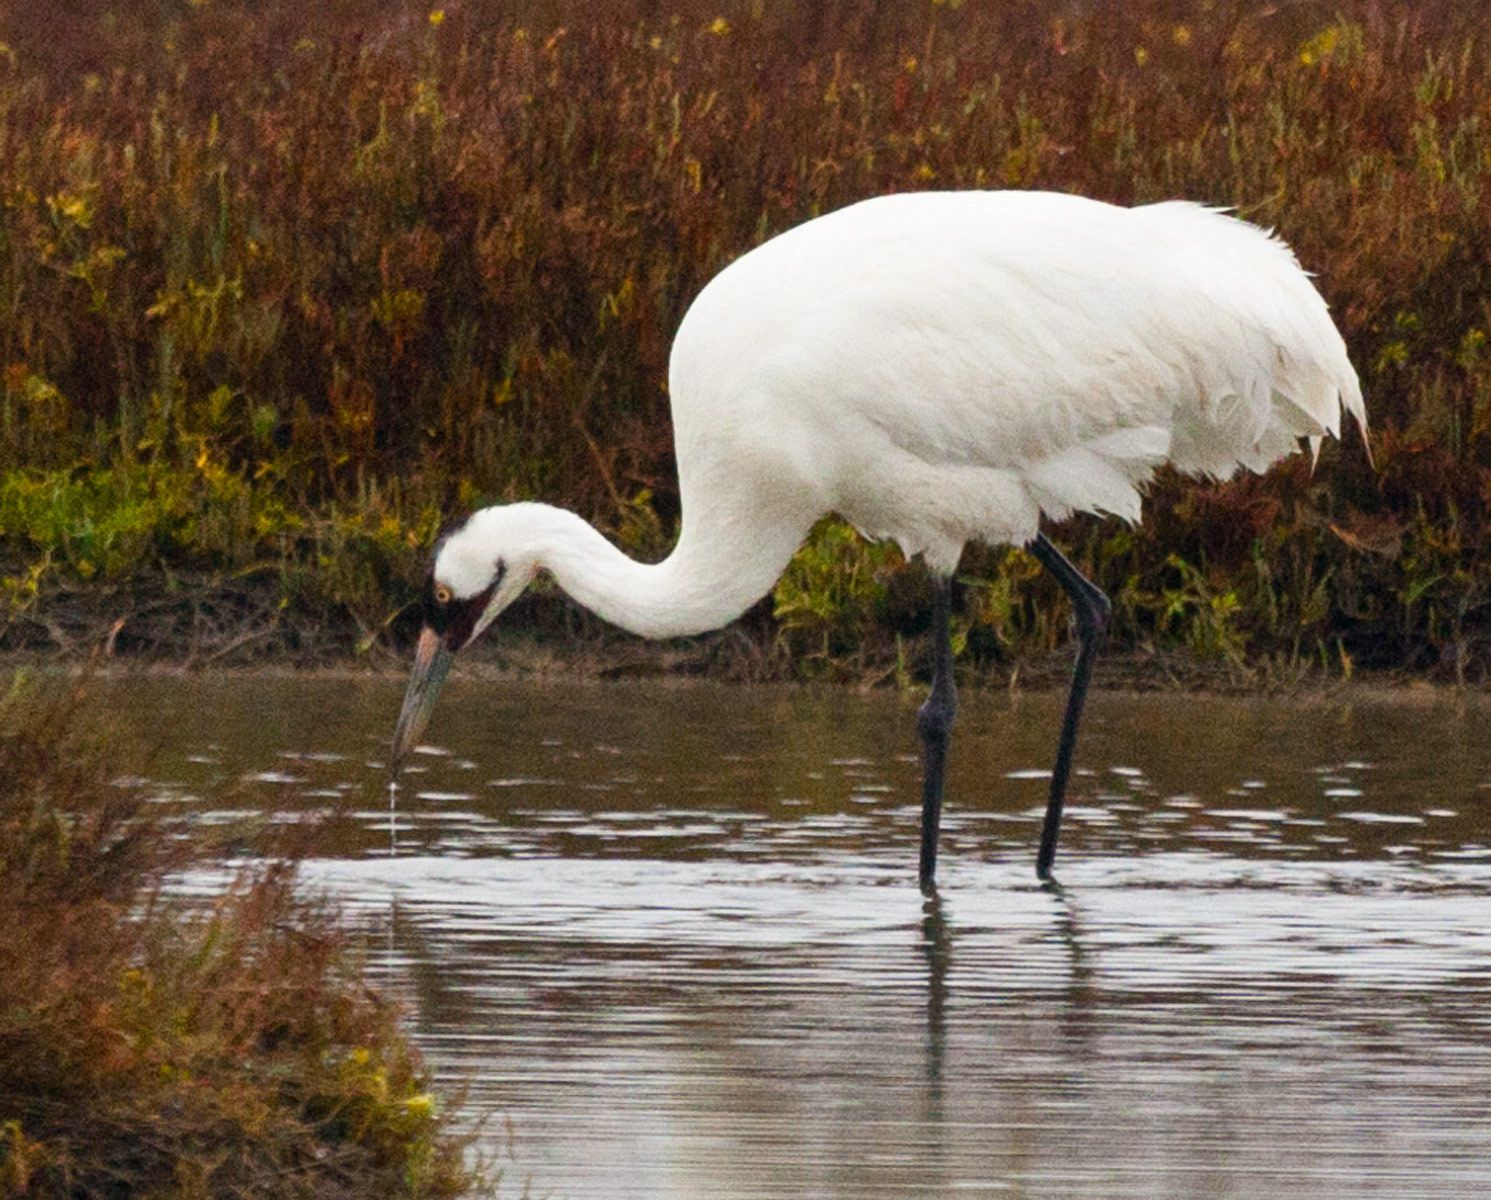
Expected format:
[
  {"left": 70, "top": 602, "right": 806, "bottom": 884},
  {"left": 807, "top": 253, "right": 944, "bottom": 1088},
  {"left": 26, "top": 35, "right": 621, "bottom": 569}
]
[{"left": 390, "top": 190, "right": 1366, "bottom": 886}]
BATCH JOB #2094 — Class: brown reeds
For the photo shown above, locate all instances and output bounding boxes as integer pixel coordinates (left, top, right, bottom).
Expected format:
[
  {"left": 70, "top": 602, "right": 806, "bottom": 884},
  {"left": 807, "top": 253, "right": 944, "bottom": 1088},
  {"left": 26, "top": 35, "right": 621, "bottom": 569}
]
[
  {"left": 0, "top": 674, "right": 477, "bottom": 1197},
  {"left": 0, "top": 1, "right": 1488, "bottom": 678}
]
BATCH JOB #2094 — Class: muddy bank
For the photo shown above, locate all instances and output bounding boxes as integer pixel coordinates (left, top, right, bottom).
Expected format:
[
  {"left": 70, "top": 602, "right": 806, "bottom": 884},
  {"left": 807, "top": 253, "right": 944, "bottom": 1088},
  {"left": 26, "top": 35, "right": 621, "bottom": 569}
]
[
  {"left": 0, "top": 581, "right": 1438, "bottom": 697},
  {"left": 4, "top": 563, "right": 1467, "bottom": 693}
]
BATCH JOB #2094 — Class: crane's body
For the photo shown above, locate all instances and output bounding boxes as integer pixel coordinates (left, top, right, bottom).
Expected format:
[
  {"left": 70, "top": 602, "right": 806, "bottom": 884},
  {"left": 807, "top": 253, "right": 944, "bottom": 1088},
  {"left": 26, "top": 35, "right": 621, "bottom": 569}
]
[
  {"left": 670, "top": 191, "right": 1361, "bottom": 570},
  {"left": 393, "top": 190, "right": 1366, "bottom": 884}
]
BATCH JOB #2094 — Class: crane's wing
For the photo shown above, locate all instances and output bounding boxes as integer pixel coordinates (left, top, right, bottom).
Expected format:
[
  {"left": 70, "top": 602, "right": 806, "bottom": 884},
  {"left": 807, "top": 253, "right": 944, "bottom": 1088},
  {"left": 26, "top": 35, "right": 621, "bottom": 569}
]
[{"left": 669, "top": 191, "right": 1365, "bottom": 561}]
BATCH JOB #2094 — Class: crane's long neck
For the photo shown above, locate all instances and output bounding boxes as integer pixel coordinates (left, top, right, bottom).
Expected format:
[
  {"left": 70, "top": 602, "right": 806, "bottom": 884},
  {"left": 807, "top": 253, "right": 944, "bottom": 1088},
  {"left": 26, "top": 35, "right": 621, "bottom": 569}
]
[{"left": 516, "top": 502, "right": 810, "bottom": 639}]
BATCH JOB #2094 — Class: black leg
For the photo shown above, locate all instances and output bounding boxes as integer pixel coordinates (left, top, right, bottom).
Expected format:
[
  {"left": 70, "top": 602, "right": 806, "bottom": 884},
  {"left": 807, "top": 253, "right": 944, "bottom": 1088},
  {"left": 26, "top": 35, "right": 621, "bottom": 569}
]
[
  {"left": 1028, "top": 534, "right": 1111, "bottom": 882},
  {"left": 918, "top": 575, "right": 957, "bottom": 891}
]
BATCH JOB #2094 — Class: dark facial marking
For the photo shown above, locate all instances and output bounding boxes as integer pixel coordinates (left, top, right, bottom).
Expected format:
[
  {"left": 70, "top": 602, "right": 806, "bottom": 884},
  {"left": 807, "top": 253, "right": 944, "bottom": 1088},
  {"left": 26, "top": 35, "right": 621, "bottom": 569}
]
[{"left": 424, "top": 559, "right": 505, "bottom": 652}]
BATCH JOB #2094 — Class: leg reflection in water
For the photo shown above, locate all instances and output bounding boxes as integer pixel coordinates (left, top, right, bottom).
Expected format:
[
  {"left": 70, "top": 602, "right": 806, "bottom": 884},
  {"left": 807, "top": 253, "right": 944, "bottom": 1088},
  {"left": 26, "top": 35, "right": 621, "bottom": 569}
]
[
  {"left": 1045, "top": 879, "right": 1099, "bottom": 1047},
  {"left": 921, "top": 887, "right": 951, "bottom": 1087}
]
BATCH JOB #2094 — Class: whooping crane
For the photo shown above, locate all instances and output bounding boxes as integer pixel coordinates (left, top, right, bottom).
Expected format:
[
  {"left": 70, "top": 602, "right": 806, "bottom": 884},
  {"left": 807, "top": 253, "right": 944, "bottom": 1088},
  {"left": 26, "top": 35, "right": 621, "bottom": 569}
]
[{"left": 390, "top": 190, "right": 1366, "bottom": 886}]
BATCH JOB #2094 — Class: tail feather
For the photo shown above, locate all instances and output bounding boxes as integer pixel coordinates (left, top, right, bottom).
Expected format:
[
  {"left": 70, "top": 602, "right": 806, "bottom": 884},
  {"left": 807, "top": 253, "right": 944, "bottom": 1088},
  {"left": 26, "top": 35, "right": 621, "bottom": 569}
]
[{"left": 1140, "top": 202, "right": 1366, "bottom": 478}]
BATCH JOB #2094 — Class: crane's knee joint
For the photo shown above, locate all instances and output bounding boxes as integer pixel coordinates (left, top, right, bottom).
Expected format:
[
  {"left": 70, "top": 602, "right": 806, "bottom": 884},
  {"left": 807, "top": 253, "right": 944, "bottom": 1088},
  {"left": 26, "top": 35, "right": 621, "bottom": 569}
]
[
  {"left": 917, "top": 693, "right": 957, "bottom": 742},
  {"left": 1078, "top": 589, "right": 1112, "bottom": 641}
]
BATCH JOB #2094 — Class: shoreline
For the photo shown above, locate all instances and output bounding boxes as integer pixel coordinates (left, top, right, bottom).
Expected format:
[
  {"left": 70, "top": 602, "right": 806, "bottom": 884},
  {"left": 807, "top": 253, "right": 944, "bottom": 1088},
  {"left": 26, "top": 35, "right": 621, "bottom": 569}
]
[
  {"left": 1, "top": 574, "right": 1468, "bottom": 696},
  {"left": 1, "top": 635, "right": 1462, "bottom": 702}
]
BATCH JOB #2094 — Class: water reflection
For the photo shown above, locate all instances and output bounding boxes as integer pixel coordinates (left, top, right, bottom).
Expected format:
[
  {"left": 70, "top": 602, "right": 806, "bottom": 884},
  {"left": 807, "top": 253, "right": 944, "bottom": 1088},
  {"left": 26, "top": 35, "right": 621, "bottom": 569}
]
[
  {"left": 914, "top": 894, "right": 951, "bottom": 1109},
  {"left": 118, "top": 675, "right": 1491, "bottom": 1199}
]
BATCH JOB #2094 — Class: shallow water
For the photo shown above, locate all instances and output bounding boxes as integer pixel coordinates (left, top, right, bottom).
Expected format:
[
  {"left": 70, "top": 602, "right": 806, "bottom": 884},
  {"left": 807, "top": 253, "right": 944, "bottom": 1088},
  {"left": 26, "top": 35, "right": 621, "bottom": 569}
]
[{"left": 116, "top": 676, "right": 1491, "bottom": 1197}]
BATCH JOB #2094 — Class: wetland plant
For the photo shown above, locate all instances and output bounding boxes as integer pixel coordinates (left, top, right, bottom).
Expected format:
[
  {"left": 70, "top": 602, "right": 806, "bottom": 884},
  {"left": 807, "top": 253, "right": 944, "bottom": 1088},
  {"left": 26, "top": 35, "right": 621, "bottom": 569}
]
[{"left": 0, "top": 675, "right": 479, "bottom": 1199}]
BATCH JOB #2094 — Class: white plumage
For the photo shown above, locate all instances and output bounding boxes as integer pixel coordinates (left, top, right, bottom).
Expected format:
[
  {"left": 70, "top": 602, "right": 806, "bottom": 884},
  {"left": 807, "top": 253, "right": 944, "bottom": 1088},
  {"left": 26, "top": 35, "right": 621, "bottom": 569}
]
[
  {"left": 668, "top": 190, "right": 1364, "bottom": 574},
  {"left": 394, "top": 190, "right": 1366, "bottom": 881},
  {"left": 428, "top": 190, "right": 1365, "bottom": 640}
]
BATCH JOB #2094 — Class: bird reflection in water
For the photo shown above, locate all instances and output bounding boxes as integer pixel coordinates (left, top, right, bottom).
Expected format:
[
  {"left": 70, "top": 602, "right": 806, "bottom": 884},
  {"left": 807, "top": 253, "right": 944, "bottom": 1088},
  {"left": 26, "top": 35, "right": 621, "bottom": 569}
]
[
  {"left": 921, "top": 887, "right": 952, "bottom": 1089},
  {"left": 917, "top": 878, "right": 1096, "bottom": 1098},
  {"left": 1045, "top": 880, "right": 1098, "bottom": 1047}
]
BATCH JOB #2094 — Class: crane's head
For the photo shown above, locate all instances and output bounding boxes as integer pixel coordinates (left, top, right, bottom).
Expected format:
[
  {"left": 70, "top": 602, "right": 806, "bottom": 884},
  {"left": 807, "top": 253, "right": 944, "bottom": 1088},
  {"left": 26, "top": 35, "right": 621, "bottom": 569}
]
[{"left": 389, "top": 510, "right": 538, "bottom": 771}]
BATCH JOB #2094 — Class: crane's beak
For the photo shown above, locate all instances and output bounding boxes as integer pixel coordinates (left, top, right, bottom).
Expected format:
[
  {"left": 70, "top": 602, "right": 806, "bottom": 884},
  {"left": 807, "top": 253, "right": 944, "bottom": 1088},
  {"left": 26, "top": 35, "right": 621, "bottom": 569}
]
[{"left": 390, "top": 626, "right": 454, "bottom": 773}]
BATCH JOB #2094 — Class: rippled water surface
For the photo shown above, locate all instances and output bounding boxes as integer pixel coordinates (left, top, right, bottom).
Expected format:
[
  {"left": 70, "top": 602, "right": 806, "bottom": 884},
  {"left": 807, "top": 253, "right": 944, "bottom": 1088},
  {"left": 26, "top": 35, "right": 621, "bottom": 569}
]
[{"left": 118, "top": 675, "right": 1491, "bottom": 1197}]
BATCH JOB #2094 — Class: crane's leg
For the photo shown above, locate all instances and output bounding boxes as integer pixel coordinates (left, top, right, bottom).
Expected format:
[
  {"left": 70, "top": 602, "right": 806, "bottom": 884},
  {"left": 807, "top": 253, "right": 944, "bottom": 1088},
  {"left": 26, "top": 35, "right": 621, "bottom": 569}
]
[
  {"left": 918, "top": 575, "right": 957, "bottom": 891},
  {"left": 1029, "top": 534, "right": 1111, "bottom": 882}
]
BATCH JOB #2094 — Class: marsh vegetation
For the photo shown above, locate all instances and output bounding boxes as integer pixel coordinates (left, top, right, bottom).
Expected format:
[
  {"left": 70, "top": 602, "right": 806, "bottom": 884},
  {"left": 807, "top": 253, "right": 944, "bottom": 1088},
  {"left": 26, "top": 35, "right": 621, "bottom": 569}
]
[
  {"left": 0, "top": 0, "right": 1487, "bottom": 679},
  {"left": 0, "top": 677, "right": 478, "bottom": 1199}
]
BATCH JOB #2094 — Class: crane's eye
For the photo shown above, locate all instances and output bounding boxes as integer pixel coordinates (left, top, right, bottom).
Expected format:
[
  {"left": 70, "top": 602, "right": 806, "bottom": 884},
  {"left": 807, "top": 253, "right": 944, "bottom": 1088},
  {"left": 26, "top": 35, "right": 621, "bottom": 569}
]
[{"left": 434, "top": 583, "right": 453, "bottom": 605}]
